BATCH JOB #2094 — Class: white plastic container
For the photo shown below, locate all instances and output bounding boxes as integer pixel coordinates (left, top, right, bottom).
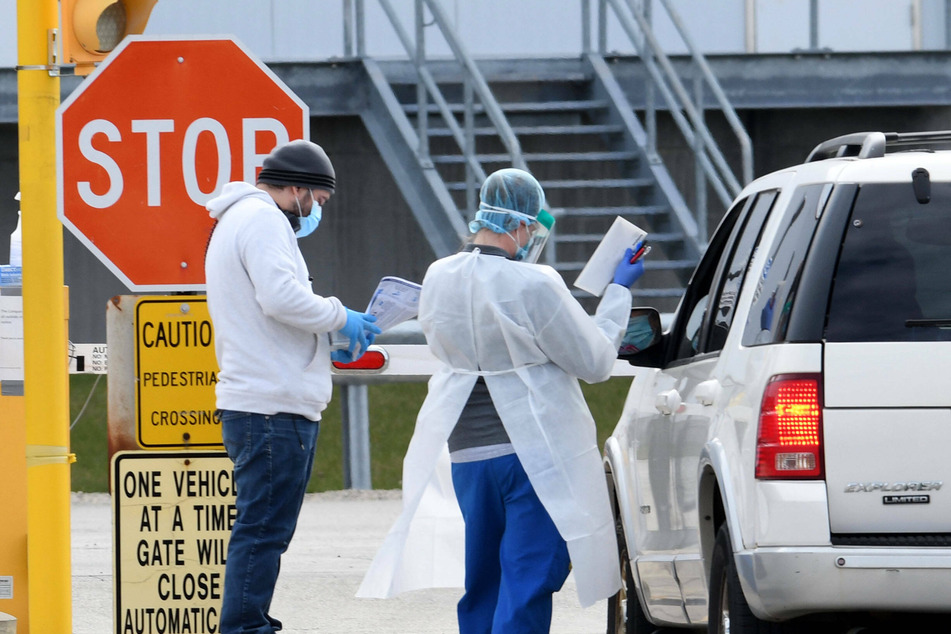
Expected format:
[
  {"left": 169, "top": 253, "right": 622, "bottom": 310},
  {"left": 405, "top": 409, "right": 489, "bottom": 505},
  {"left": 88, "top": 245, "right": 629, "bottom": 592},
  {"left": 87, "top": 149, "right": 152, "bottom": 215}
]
[{"left": 9, "top": 210, "right": 21, "bottom": 267}]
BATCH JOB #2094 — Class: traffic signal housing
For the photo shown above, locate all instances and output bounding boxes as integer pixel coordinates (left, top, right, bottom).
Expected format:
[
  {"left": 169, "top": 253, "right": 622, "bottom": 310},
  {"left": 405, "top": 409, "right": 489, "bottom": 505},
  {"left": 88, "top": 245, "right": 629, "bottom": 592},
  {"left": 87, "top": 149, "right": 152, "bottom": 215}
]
[{"left": 60, "top": 0, "right": 159, "bottom": 75}]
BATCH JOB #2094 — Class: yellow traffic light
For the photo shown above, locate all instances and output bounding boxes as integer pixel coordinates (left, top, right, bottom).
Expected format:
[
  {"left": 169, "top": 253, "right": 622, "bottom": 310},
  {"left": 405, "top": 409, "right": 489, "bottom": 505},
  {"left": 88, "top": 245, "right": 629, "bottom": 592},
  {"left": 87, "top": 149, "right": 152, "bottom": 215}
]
[{"left": 60, "top": 0, "right": 159, "bottom": 75}]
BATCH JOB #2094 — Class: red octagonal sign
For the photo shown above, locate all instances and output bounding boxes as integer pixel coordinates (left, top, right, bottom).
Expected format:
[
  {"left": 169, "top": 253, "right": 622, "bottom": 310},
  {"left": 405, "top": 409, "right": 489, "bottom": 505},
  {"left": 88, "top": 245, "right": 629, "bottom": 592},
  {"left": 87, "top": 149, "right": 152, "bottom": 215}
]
[{"left": 56, "top": 36, "right": 309, "bottom": 291}]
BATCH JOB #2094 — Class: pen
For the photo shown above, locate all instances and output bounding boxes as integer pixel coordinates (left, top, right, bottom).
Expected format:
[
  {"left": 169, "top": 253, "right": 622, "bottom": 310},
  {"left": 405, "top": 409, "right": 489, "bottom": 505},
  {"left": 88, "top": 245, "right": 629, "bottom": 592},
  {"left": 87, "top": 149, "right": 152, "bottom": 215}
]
[{"left": 630, "top": 244, "right": 651, "bottom": 264}]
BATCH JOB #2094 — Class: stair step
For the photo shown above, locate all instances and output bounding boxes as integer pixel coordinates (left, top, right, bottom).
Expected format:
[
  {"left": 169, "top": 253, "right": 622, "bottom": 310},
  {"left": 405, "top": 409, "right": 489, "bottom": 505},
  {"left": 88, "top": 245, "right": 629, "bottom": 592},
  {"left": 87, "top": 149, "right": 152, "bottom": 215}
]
[
  {"left": 554, "top": 259, "right": 697, "bottom": 273},
  {"left": 635, "top": 288, "right": 688, "bottom": 298},
  {"left": 571, "top": 287, "right": 685, "bottom": 299},
  {"left": 539, "top": 178, "right": 655, "bottom": 189},
  {"left": 553, "top": 231, "right": 684, "bottom": 244},
  {"left": 431, "top": 150, "right": 639, "bottom": 164},
  {"left": 403, "top": 99, "right": 608, "bottom": 115},
  {"left": 561, "top": 205, "right": 669, "bottom": 217},
  {"left": 500, "top": 99, "right": 610, "bottom": 113},
  {"left": 455, "top": 205, "right": 671, "bottom": 222},
  {"left": 514, "top": 123, "right": 624, "bottom": 136},
  {"left": 445, "top": 177, "right": 652, "bottom": 192},
  {"left": 426, "top": 123, "right": 624, "bottom": 137}
]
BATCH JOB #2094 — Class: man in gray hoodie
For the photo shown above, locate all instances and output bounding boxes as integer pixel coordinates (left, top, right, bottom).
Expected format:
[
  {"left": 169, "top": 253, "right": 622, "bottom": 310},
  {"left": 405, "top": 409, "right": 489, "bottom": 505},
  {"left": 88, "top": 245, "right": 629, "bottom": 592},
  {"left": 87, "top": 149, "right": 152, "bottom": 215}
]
[{"left": 204, "top": 139, "right": 379, "bottom": 634}]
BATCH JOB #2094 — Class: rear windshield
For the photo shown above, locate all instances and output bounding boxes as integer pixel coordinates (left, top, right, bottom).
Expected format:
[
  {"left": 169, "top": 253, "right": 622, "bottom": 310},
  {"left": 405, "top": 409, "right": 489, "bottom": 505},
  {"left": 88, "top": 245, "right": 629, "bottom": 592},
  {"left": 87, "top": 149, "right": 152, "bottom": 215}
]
[{"left": 825, "top": 181, "right": 951, "bottom": 342}]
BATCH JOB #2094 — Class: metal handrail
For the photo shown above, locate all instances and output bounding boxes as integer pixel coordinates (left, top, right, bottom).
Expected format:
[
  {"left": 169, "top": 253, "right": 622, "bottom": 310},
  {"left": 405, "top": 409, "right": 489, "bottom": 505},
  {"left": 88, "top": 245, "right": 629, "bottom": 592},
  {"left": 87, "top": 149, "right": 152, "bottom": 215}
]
[
  {"left": 351, "top": 0, "right": 526, "bottom": 204},
  {"left": 421, "top": 0, "right": 526, "bottom": 172},
  {"left": 377, "top": 0, "right": 480, "bottom": 174},
  {"left": 592, "top": 0, "right": 752, "bottom": 232},
  {"left": 654, "top": 0, "right": 752, "bottom": 185}
]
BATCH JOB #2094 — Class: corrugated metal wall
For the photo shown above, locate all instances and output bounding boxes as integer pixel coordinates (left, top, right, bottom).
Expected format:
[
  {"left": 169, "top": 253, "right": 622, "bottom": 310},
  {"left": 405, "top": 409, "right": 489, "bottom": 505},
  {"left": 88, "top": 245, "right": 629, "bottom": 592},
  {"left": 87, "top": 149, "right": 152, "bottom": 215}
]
[{"left": 1, "top": 0, "right": 948, "bottom": 66}]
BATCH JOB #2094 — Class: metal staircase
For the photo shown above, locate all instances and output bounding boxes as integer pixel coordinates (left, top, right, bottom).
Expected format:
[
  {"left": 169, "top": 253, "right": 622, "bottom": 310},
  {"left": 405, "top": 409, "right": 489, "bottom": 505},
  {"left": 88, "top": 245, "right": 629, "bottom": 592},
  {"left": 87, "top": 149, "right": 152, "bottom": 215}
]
[
  {"left": 347, "top": 0, "right": 751, "bottom": 313},
  {"left": 390, "top": 58, "right": 695, "bottom": 313}
]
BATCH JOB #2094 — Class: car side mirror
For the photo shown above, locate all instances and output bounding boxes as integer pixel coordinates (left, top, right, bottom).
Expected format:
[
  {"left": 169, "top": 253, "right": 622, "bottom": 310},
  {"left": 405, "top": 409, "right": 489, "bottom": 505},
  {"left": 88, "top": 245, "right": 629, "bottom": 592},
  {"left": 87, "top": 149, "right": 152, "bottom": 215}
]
[{"left": 618, "top": 307, "right": 663, "bottom": 366}]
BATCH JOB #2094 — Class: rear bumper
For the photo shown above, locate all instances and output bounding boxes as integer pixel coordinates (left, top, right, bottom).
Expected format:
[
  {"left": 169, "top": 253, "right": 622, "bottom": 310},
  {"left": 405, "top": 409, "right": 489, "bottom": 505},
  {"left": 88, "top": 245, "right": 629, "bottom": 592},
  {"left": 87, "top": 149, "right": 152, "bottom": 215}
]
[{"left": 736, "top": 546, "right": 951, "bottom": 619}]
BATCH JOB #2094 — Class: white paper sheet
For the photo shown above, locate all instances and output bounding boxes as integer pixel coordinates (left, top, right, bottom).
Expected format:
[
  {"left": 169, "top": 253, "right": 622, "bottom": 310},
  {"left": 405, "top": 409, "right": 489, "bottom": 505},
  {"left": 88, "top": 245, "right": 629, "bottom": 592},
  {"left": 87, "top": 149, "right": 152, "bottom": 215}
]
[
  {"left": 573, "top": 216, "right": 648, "bottom": 297},
  {"left": 0, "top": 295, "right": 23, "bottom": 381},
  {"left": 365, "top": 276, "right": 422, "bottom": 333},
  {"left": 331, "top": 277, "right": 422, "bottom": 357}
]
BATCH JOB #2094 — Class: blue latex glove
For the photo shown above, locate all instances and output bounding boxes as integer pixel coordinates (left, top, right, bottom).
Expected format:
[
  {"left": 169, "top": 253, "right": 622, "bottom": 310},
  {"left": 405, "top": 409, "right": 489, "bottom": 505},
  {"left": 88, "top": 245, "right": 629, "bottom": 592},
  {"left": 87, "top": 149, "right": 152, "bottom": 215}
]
[
  {"left": 613, "top": 245, "right": 646, "bottom": 288},
  {"left": 337, "top": 309, "right": 382, "bottom": 359},
  {"left": 331, "top": 349, "right": 354, "bottom": 364}
]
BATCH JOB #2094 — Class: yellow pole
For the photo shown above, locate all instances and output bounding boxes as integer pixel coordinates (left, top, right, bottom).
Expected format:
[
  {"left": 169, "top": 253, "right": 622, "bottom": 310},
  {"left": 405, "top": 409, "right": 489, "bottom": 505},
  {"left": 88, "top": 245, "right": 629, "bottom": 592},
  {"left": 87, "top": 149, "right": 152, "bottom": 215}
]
[{"left": 17, "top": 0, "right": 72, "bottom": 632}]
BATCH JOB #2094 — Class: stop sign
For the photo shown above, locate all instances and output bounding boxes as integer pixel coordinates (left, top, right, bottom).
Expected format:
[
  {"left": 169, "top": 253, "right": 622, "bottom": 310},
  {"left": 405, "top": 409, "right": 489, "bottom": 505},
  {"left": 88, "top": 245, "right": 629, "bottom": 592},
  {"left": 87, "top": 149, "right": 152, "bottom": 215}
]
[{"left": 56, "top": 36, "right": 309, "bottom": 291}]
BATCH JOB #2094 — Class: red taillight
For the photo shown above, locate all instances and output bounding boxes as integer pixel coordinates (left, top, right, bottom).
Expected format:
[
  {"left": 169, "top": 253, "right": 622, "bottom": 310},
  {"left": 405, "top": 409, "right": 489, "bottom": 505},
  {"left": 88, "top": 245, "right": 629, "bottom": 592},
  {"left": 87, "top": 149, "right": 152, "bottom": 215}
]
[{"left": 755, "top": 374, "right": 823, "bottom": 479}]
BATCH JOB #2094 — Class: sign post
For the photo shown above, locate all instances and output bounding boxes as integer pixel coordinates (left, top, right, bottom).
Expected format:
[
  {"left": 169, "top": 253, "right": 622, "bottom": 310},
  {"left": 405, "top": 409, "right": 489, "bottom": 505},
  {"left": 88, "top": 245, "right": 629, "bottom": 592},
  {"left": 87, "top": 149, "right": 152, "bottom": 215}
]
[{"left": 20, "top": 2, "right": 71, "bottom": 631}]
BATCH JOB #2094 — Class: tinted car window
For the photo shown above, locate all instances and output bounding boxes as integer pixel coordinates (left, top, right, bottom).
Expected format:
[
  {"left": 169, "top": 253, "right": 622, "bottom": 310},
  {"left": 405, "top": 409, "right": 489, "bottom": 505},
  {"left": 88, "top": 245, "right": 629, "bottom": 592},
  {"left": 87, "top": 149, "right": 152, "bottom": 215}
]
[
  {"left": 668, "top": 197, "right": 747, "bottom": 363},
  {"left": 742, "top": 185, "right": 828, "bottom": 346},
  {"left": 707, "top": 190, "right": 777, "bottom": 352},
  {"left": 825, "top": 181, "right": 951, "bottom": 342}
]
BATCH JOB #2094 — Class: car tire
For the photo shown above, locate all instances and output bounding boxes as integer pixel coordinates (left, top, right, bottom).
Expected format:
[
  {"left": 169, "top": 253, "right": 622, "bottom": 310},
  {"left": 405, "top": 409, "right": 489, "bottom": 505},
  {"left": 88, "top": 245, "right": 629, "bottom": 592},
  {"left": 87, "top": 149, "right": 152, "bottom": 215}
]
[
  {"left": 709, "top": 523, "right": 792, "bottom": 634},
  {"left": 607, "top": 508, "right": 654, "bottom": 634}
]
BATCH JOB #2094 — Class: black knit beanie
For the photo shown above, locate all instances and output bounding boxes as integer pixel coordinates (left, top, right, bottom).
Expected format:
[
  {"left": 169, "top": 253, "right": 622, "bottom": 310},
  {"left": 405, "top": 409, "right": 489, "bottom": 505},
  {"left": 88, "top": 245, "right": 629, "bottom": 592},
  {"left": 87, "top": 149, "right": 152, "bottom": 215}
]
[{"left": 256, "top": 140, "right": 335, "bottom": 192}]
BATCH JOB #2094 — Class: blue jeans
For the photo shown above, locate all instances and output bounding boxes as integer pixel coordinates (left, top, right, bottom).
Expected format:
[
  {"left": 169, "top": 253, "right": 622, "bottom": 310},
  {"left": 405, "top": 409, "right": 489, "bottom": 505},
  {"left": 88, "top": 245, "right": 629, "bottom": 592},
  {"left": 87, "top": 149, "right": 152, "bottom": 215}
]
[
  {"left": 219, "top": 410, "right": 320, "bottom": 634},
  {"left": 451, "top": 453, "right": 571, "bottom": 634}
]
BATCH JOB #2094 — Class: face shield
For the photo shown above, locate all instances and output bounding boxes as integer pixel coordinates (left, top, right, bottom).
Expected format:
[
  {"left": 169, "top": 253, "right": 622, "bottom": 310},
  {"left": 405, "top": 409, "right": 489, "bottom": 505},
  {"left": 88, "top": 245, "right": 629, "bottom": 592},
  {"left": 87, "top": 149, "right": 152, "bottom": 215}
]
[
  {"left": 523, "top": 208, "right": 555, "bottom": 263},
  {"left": 506, "top": 208, "right": 555, "bottom": 263}
]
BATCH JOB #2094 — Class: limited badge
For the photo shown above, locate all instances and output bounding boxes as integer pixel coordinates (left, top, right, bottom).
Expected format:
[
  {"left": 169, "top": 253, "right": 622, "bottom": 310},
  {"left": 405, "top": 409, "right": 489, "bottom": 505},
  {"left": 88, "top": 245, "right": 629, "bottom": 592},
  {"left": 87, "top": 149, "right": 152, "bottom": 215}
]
[{"left": 883, "top": 495, "right": 930, "bottom": 505}]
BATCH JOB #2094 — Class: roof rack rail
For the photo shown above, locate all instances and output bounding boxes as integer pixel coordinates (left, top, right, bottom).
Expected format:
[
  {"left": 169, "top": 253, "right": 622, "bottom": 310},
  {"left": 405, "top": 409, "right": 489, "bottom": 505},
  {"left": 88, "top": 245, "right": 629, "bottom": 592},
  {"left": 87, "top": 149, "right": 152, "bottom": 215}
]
[{"left": 805, "top": 130, "right": 951, "bottom": 163}]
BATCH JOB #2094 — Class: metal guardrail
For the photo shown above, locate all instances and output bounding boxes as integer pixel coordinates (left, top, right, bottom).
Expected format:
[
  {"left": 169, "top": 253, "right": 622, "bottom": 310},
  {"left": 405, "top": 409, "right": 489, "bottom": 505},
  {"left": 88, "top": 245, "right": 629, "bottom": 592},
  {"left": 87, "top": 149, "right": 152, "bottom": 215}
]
[
  {"left": 586, "top": 0, "right": 753, "bottom": 240},
  {"left": 344, "top": 0, "right": 526, "bottom": 213}
]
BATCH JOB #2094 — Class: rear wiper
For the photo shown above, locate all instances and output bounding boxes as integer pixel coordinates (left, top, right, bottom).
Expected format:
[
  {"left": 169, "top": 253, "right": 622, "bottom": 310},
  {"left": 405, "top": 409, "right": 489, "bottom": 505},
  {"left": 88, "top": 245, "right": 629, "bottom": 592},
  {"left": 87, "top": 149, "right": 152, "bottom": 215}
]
[{"left": 906, "top": 319, "right": 951, "bottom": 328}]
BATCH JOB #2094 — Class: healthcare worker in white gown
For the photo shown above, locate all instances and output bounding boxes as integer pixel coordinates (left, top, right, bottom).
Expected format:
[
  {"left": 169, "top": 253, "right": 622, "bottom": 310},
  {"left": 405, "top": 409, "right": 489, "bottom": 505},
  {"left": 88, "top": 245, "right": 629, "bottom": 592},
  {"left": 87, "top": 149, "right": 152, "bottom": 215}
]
[{"left": 357, "top": 168, "right": 645, "bottom": 633}]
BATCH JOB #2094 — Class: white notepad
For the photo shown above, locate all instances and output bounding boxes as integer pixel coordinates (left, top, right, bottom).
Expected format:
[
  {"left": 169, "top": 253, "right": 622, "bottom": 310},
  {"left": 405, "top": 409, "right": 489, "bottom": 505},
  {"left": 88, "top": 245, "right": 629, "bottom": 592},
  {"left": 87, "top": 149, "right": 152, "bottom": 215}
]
[{"left": 573, "top": 216, "right": 648, "bottom": 297}]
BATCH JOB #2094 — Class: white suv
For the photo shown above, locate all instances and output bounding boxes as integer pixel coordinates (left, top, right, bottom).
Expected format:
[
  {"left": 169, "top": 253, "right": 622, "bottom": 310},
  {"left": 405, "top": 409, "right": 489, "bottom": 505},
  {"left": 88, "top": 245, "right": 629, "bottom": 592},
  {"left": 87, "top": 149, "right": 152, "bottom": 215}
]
[{"left": 604, "top": 131, "right": 951, "bottom": 633}]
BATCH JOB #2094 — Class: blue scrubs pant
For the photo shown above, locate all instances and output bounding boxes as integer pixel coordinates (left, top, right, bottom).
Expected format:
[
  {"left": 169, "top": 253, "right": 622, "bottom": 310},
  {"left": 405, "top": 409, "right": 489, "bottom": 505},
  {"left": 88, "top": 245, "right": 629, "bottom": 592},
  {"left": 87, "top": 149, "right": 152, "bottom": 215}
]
[{"left": 451, "top": 453, "right": 571, "bottom": 634}]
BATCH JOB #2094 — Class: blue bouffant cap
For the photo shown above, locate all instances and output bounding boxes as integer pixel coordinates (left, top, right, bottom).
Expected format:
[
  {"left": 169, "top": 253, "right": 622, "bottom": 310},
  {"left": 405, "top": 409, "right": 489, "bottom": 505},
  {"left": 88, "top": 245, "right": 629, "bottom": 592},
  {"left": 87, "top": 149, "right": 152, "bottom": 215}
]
[{"left": 469, "top": 168, "right": 546, "bottom": 234}]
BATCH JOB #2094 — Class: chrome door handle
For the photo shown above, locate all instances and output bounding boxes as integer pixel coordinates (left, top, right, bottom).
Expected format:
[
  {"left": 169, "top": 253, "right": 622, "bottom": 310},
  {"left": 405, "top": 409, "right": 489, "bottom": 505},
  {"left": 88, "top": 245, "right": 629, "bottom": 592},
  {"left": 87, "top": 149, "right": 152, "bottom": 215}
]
[
  {"left": 695, "top": 379, "right": 721, "bottom": 406},
  {"left": 655, "top": 389, "right": 682, "bottom": 415}
]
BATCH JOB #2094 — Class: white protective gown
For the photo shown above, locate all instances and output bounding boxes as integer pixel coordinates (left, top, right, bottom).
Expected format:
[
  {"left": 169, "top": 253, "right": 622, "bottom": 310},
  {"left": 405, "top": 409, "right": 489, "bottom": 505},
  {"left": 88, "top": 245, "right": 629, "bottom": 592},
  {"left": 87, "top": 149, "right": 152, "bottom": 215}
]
[{"left": 357, "top": 247, "right": 630, "bottom": 607}]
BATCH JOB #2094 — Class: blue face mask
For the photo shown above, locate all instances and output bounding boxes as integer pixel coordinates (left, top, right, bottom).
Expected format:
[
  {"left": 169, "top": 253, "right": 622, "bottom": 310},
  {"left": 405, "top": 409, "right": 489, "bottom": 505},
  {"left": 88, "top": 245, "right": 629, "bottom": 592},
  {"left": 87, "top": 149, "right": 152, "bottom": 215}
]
[
  {"left": 513, "top": 233, "right": 533, "bottom": 261},
  {"left": 296, "top": 202, "right": 322, "bottom": 238},
  {"left": 515, "top": 230, "right": 548, "bottom": 262},
  {"left": 618, "top": 313, "right": 658, "bottom": 355}
]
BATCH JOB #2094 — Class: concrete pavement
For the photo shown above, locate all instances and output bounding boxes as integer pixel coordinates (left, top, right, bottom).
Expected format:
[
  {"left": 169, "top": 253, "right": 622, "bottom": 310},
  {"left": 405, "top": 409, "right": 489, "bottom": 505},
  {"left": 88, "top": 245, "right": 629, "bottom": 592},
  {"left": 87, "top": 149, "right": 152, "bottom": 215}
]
[{"left": 72, "top": 490, "right": 607, "bottom": 633}]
